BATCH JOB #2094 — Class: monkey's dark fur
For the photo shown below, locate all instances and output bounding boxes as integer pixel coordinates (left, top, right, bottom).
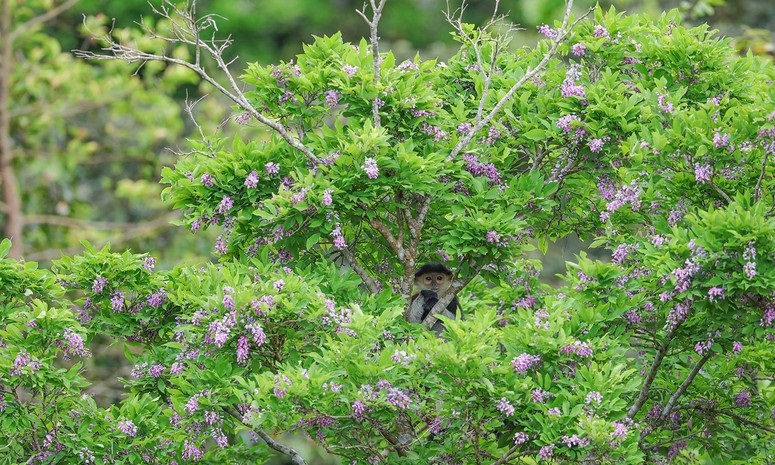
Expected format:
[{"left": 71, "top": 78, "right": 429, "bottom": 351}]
[{"left": 408, "top": 263, "right": 461, "bottom": 333}]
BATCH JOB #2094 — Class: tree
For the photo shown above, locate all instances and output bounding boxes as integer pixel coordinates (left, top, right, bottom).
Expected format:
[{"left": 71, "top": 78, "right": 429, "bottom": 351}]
[{"left": 3, "top": 0, "right": 775, "bottom": 463}]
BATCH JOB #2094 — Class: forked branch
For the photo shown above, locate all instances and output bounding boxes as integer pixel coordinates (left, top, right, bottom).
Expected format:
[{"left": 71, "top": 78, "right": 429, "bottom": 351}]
[{"left": 74, "top": 0, "right": 320, "bottom": 164}]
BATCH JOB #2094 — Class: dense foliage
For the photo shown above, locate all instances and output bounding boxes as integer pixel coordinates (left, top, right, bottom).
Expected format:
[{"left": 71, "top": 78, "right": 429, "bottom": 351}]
[{"left": 2, "top": 2, "right": 775, "bottom": 464}]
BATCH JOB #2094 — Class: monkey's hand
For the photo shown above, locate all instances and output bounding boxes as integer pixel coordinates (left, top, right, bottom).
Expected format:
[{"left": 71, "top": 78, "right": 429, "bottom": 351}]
[{"left": 420, "top": 290, "right": 439, "bottom": 320}]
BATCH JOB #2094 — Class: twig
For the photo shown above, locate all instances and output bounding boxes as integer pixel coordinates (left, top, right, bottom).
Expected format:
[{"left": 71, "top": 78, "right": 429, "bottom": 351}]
[
  {"left": 342, "top": 247, "right": 380, "bottom": 294},
  {"left": 626, "top": 320, "right": 683, "bottom": 419},
  {"left": 74, "top": 0, "right": 320, "bottom": 164},
  {"left": 223, "top": 406, "right": 308, "bottom": 465},
  {"left": 356, "top": 0, "right": 387, "bottom": 127},
  {"left": 657, "top": 350, "right": 713, "bottom": 423},
  {"left": 447, "top": 0, "right": 589, "bottom": 161},
  {"left": 24, "top": 212, "right": 180, "bottom": 261}
]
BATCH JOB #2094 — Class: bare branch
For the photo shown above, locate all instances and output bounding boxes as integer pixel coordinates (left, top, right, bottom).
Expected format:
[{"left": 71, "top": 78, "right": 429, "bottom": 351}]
[
  {"left": 626, "top": 320, "right": 683, "bottom": 419},
  {"left": 74, "top": 0, "right": 320, "bottom": 164},
  {"left": 223, "top": 407, "right": 308, "bottom": 465},
  {"left": 447, "top": 1, "right": 590, "bottom": 161},
  {"left": 370, "top": 219, "right": 404, "bottom": 259},
  {"left": 754, "top": 152, "right": 769, "bottom": 202},
  {"left": 342, "top": 247, "right": 380, "bottom": 294},
  {"left": 657, "top": 350, "right": 713, "bottom": 424},
  {"left": 356, "top": 0, "right": 387, "bottom": 127}
]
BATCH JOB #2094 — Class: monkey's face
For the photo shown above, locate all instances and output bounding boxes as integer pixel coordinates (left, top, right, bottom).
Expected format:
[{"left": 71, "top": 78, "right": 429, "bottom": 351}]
[{"left": 417, "top": 272, "right": 452, "bottom": 293}]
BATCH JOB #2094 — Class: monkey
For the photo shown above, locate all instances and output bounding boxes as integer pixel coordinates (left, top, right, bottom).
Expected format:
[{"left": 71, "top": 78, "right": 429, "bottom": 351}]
[{"left": 408, "top": 263, "right": 461, "bottom": 334}]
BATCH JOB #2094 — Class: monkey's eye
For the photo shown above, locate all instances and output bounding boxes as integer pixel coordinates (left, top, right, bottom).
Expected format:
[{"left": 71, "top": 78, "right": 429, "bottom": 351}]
[
  {"left": 436, "top": 276, "right": 443, "bottom": 281},
  {"left": 424, "top": 276, "right": 432, "bottom": 282}
]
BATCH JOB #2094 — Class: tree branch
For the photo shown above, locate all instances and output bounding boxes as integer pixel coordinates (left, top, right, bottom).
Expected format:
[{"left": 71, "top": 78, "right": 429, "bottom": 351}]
[
  {"left": 356, "top": 0, "right": 387, "bottom": 128},
  {"left": 74, "top": 0, "right": 320, "bottom": 165},
  {"left": 24, "top": 212, "right": 180, "bottom": 262},
  {"left": 223, "top": 406, "right": 308, "bottom": 465},
  {"left": 342, "top": 247, "right": 380, "bottom": 294},
  {"left": 447, "top": 1, "right": 589, "bottom": 161},
  {"left": 657, "top": 350, "right": 713, "bottom": 424},
  {"left": 626, "top": 320, "right": 683, "bottom": 419}
]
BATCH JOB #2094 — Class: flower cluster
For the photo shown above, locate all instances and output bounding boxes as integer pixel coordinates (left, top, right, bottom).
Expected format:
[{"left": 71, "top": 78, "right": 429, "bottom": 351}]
[
  {"left": 511, "top": 353, "right": 542, "bottom": 374},
  {"left": 462, "top": 153, "right": 501, "bottom": 185}
]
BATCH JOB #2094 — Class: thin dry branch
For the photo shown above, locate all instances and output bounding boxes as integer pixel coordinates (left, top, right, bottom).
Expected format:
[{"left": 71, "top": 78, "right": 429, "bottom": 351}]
[
  {"left": 342, "top": 247, "right": 380, "bottom": 294},
  {"left": 626, "top": 320, "right": 683, "bottom": 419},
  {"left": 356, "top": 0, "right": 387, "bottom": 127},
  {"left": 447, "top": 0, "right": 589, "bottom": 161},
  {"left": 223, "top": 407, "right": 308, "bottom": 465},
  {"left": 74, "top": 0, "right": 320, "bottom": 164}
]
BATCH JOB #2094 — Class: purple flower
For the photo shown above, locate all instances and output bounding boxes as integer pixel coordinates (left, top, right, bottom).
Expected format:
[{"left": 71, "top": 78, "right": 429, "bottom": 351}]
[
  {"left": 588, "top": 138, "right": 605, "bottom": 153},
  {"left": 694, "top": 163, "right": 711, "bottom": 183},
  {"left": 322, "top": 188, "right": 333, "bottom": 206},
  {"left": 593, "top": 25, "right": 610, "bottom": 38},
  {"left": 657, "top": 93, "right": 674, "bottom": 113},
  {"left": 514, "top": 432, "right": 529, "bottom": 445},
  {"left": 222, "top": 294, "right": 235, "bottom": 311},
  {"left": 148, "top": 364, "right": 165, "bottom": 378},
  {"left": 343, "top": 65, "right": 358, "bottom": 77},
  {"left": 537, "top": 24, "right": 557, "bottom": 39},
  {"left": 182, "top": 440, "right": 203, "bottom": 461},
  {"left": 538, "top": 444, "right": 554, "bottom": 460},
  {"left": 61, "top": 328, "right": 90, "bottom": 359},
  {"left": 273, "top": 279, "right": 285, "bottom": 291},
  {"left": 217, "top": 196, "right": 234, "bottom": 214},
  {"left": 732, "top": 341, "right": 743, "bottom": 354},
  {"left": 457, "top": 122, "right": 473, "bottom": 134},
  {"left": 247, "top": 322, "right": 266, "bottom": 346},
  {"left": 265, "top": 162, "right": 280, "bottom": 176},
  {"left": 386, "top": 387, "right": 411, "bottom": 410},
  {"left": 110, "top": 291, "right": 125, "bottom": 312},
  {"left": 557, "top": 114, "right": 581, "bottom": 133},
  {"left": 200, "top": 172, "right": 215, "bottom": 187},
  {"left": 486, "top": 230, "right": 502, "bottom": 245},
  {"left": 734, "top": 389, "right": 751, "bottom": 407},
  {"left": 497, "top": 398, "right": 515, "bottom": 416},
  {"left": 237, "top": 336, "right": 250, "bottom": 364},
  {"left": 562, "top": 434, "right": 590, "bottom": 448},
  {"left": 511, "top": 353, "right": 541, "bottom": 374},
  {"left": 92, "top": 277, "right": 108, "bottom": 293},
  {"left": 244, "top": 170, "right": 259, "bottom": 188},
  {"left": 571, "top": 43, "right": 586, "bottom": 56},
  {"left": 694, "top": 339, "right": 713, "bottom": 355},
  {"left": 118, "top": 420, "right": 138, "bottom": 437},
  {"left": 324, "top": 90, "right": 340, "bottom": 107},
  {"left": 361, "top": 157, "right": 379, "bottom": 179},
  {"left": 531, "top": 388, "right": 546, "bottom": 403},
  {"left": 143, "top": 257, "right": 156, "bottom": 271},
  {"left": 713, "top": 132, "right": 730, "bottom": 148},
  {"left": 147, "top": 290, "right": 167, "bottom": 308},
  {"left": 585, "top": 391, "right": 602, "bottom": 405},
  {"left": 707, "top": 286, "right": 725, "bottom": 302},
  {"left": 743, "top": 261, "right": 757, "bottom": 279},
  {"left": 352, "top": 399, "right": 366, "bottom": 419}
]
